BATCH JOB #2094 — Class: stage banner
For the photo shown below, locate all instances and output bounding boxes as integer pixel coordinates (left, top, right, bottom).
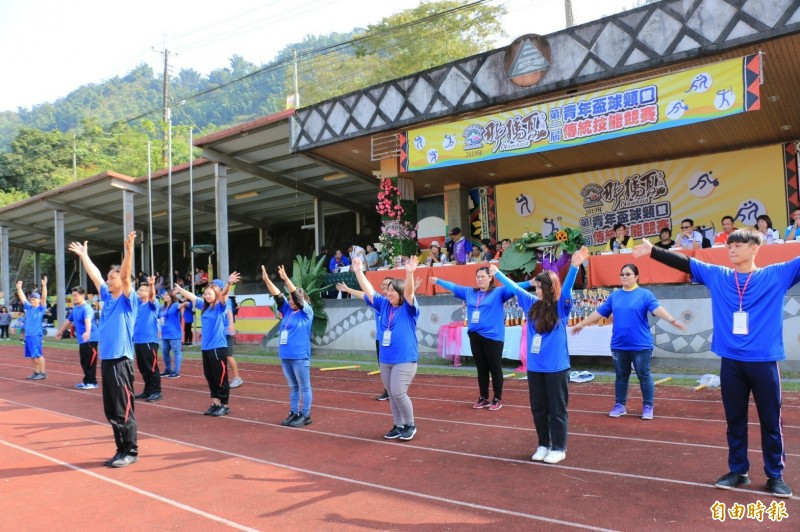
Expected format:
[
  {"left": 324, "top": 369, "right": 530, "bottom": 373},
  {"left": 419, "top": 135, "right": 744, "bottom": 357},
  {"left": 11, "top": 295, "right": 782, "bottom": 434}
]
[
  {"left": 401, "top": 54, "right": 761, "bottom": 172},
  {"left": 495, "top": 144, "right": 786, "bottom": 248}
]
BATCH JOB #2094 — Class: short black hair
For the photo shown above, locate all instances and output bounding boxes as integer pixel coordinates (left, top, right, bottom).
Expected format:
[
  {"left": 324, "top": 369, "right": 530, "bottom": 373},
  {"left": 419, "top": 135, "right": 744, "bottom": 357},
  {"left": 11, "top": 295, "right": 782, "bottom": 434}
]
[
  {"left": 613, "top": 223, "right": 626, "bottom": 231},
  {"left": 660, "top": 227, "right": 672, "bottom": 236},
  {"left": 681, "top": 218, "right": 694, "bottom": 226},
  {"left": 721, "top": 215, "right": 734, "bottom": 223},
  {"left": 71, "top": 286, "right": 86, "bottom": 295},
  {"left": 727, "top": 229, "right": 763, "bottom": 245}
]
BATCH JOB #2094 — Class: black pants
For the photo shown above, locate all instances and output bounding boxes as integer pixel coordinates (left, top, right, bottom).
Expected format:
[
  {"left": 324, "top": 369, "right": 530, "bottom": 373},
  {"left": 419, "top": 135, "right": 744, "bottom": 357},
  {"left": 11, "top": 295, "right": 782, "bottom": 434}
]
[
  {"left": 468, "top": 332, "right": 504, "bottom": 399},
  {"left": 203, "top": 347, "right": 230, "bottom": 405},
  {"left": 101, "top": 358, "right": 138, "bottom": 457},
  {"left": 184, "top": 322, "right": 193, "bottom": 344},
  {"left": 78, "top": 341, "right": 98, "bottom": 385},
  {"left": 527, "top": 369, "right": 570, "bottom": 451},
  {"left": 134, "top": 342, "right": 161, "bottom": 395},
  {"left": 0, "top": 325, "right": 9, "bottom": 338}
]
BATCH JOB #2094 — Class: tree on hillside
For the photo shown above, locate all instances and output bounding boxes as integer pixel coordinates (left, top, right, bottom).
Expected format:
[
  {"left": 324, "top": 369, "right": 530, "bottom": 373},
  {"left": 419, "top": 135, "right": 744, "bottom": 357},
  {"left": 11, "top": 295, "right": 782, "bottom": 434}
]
[
  {"left": 0, "top": 128, "right": 72, "bottom": 194},
  {"left": 295, "top": 0, "right": 506, "bottom": 105}
]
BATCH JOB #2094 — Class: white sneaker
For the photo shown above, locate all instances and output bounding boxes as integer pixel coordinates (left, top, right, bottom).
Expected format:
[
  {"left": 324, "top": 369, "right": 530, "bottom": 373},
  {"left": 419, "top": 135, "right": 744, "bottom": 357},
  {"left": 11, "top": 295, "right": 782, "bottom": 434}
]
[
  {"left": 531, "top": 446, "right": 550, "bottom": 461},
  {"left": 230, "top": 377, "right": 243, "bottom": 388},
  {"left": 543, "top": 450, "right": 566, "bottom": 464}
]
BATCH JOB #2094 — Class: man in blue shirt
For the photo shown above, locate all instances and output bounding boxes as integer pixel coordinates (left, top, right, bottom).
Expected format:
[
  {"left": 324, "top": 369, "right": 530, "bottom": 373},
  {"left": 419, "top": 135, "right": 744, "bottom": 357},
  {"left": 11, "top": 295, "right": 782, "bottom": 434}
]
[
  {"left": 635, "top": 229, "right": 799, "bottom": 498},
  {"left": 55, "top": 286, "right": 99, "bottom": 389},
  {"left": 16, "top": 277, "right": 47, "bottom": 380},
  {"left": 69, "top": 231, "right": 139, "bottom": 468}
]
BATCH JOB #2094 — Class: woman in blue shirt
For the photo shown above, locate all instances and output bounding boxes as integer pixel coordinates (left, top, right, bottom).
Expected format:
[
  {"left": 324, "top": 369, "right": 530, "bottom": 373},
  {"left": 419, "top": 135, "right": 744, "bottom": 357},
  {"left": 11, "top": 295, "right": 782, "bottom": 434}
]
[
  {"left": 262, "top": 264, "right": 315, "bottom": 428},
  {"left": 431, "top": 268, "right": 530, "bottom": 411},
  {"left": 174, "top": 272, "right": 240, "bottom": 417},
  {"left": 159, "top": 290, "right": 187, "bottom": 379},
  {"left": 571, "top": 263, "right": 685, "bottom": 419},
  {"left": 352, "top": 256, "right": 420, "bottom": 441},
  {"left": 489, "top": 246, "right": 588, "bottom": 465}
]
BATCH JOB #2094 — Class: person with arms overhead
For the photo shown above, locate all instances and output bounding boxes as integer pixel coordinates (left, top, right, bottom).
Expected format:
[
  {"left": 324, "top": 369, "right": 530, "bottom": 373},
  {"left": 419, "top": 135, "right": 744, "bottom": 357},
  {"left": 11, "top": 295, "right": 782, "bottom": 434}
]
[
  {"left": 17, "top": 278, "right": 48, "bottom": 380},
  {"left": 633, "top": 230, "right": 798, "bottom": 498},
  {"left": 69, "top": 233, "right": 139, "bottom": 468},
  {"left": 55, "top": 286, "right": 99, "bottom": 389}
]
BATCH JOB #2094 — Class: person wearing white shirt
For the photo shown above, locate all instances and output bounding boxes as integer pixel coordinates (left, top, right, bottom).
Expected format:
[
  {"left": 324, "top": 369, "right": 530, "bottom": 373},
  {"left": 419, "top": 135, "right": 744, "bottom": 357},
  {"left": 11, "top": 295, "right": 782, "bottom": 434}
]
[
  {"left": 677, "top": 218, "right": 702, "bottom": 249},
  {"left": 756, "top": 214, "right": 781, "bottom": 244},
  {"left": 348, "top": 242, "right": 367, "bottom": 271}
]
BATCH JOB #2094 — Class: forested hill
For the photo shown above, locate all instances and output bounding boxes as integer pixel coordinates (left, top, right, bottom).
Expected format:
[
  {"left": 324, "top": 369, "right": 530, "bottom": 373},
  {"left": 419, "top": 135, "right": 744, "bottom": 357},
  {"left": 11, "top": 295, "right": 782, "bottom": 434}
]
[{"left": 0, "top": 32, "right": 351, "bottom": 153}]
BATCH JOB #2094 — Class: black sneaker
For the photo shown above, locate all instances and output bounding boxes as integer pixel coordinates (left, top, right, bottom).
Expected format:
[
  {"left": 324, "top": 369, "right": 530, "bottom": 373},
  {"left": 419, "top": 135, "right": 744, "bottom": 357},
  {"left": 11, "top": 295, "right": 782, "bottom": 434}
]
[
  {"left": 204, "top": 404, "right": 221, "bottom": 416},
  {"left": 32, "top": 373, "right": 46, "bottom": 380},
  {"left": 103, "top": 453, "right": 122, "bottom": 466},
  {"left": 384, "top": 425, "right": 404, "bottom": 439},
  {"left": 159, "top": 370, "right": 172, "bottom": 377},
  {"left": 288, "top": 414, "right": 312, "bottom": 427},
  {"left": 110, "top": 454, "right": 138, "bottom": 468},
  {"left": 281, "top": 412, "right": 299, "bottom": 426},
  {"left": 376, "top": 390, "right": 390, "bottom": 401},
  {"left": 211, "top": 405, "right": 230, "bottom": 417},
  {"left": 715, "top": 471, "right": 750, "bottom": 490},
  {"left": 166, "top": 373, "right": 180, "bottom": 379},
  {"left": 766, "top": 477, "right": 793, "bottom": 498},
  {"left": 399, "top": 424, "right": 417, "bottom": 441},
  {"left": 145, "top": 393, "right": 163, "bottom": 402},
  {"left": 26, "top": 372, "right": 39, "bottom": 380},
  {"left": 134, "top": 392, "right": 148, "bottom": 400}
]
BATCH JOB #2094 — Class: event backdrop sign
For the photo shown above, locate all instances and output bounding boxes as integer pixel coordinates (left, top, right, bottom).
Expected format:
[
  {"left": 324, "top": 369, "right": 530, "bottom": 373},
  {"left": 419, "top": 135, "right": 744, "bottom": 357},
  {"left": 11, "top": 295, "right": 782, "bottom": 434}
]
[
  {"left": 400, "top": 54, "right": 761, "bottom": 172},
  {"left": 495, "top": 144, "right": 786, "bottom": 247}
]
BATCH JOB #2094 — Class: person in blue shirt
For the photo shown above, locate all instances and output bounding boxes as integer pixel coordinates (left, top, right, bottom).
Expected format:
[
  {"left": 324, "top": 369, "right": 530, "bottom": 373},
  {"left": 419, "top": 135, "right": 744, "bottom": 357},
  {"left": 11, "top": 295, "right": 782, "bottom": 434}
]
[
  {"left": 489, "top": 246, "right": 589, "bottom": 465},
  {"left": 634, "top": 230, "right": 799, "bottom": 498},
  {"left": 352, "top": 256, "right": 421, "bottom": 441},
  {"left": 329, "top": 249, "right": 351, "bottom": 272},
  {"left": 16, "top": 277, "right": 48, "bottom": 380},
  {"left": 69, "top": 232, "right": 139, "bottom": 468},
  {"left": 262, "top": 265, "right": 315, "bottom": 428},
  {"left": 159, "top": 290, "right": 187, "bottom": 379},
  {"left": 182, "top": 298, "right": 194, "bottom": 345},
  {"left": 55, "top": 286, "right": 100, "bottom": 389},
  {"left": 784, "top": 208, "right": 800, "bottom": 241},
  {"left": 431, "top": 268, "right": 531, "bottom": 411},
  {"left": 174, "top": 271, "right": 240, "bottom": 417},
  {"left": 133, "top": 276, "right": 162, "bottom": 402},
  {"left": 572, "top": 263, "right": 685, "bottom": 419}
]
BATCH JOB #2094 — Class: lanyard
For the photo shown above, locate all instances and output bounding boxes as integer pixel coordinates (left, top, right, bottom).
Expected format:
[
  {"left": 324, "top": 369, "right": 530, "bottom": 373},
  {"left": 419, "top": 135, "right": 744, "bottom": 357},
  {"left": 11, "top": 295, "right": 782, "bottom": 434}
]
[
  {"left": 475, "top": 290, "right": 488, "bottom": 309},
  {"left": 734, "top": 271, "right": 753, "bottom": 311},
  {"left": 385, "top": 305, "right": 399, "bottom": 331},
  {"left": 283, "top": 310, "right": 299, "bottom": 331}
]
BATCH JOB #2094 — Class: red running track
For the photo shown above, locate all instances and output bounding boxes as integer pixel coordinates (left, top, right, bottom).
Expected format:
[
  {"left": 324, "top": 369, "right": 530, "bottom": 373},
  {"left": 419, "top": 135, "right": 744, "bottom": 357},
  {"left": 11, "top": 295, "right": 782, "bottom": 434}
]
[{"left": 0, "top": 344, "right": 797, "bottom": 530}]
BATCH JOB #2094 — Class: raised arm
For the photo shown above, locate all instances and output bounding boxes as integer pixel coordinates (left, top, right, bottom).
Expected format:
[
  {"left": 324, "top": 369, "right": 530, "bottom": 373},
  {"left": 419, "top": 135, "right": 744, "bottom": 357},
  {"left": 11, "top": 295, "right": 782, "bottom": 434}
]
[
  {"left": 147, "top": 276, "right": 156, "bottom": 303},
  {"left": 336, "top": 282, "right": 366, "bottom": 300},
  {"left": 261, "top": 266, "right": 281, "bottom": 296},
  {"left": 173, "top": 284, "right": 199, "bottom": 305},
  {"left": 351, "top": 257, "right": 376, "bottom": 303},
  {"left": 40, "top": 276, "right": 48, "bottom": 308},
  {"left": 489, "top": 264, "right": 528, "bottom": 299},
  {"left": 277, "top": 265, "right": 296, "bottom": 293},
  {"left": 219, "top": 272, "right": 240, "bottom": 306},
  {"left": 404, "top": 256, "right": 418, "bottom": 305},
  {"left": 120, "top": 231, "right": 136, "bottom": 297},
  {"left": 562, "top": 246, "right": 590, "bottom": 294},
  {"left": 16, "top": 281, "right": 28, "bottom": 306},
  {"left": 68, "top": 241, "right": 104, "bottom": 292}
]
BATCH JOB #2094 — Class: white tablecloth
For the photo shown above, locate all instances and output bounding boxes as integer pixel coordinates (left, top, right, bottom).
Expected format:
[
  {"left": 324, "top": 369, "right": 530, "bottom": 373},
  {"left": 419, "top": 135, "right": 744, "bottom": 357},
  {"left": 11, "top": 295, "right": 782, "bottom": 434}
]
[{"left": 459, "top": 325, "right": 612, "bottom": 360}]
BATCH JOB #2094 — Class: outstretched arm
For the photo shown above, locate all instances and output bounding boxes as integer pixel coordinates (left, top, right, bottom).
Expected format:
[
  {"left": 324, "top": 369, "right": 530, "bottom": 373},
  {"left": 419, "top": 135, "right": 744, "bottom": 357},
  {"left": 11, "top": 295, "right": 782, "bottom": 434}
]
[
  {"left": 54, "top": 318, "right": 73, "bottom": 339},
  {"left": 351, "top": 257, "right": 376, "bottom": 303},
  {"left": 336, "top": 282, "right": 365, "bottom": 300},
  {"left": 652, "top": 306, "right": 686, "bottom": 330},
  {"left": 16, "top": 281, "right": 28, "bottom": 306},
  {"left": 634, "top": 238, "right": 691, "bottom": 274},
  {"left": 40, "top": 276, "right": 48, "bottom": 308},
  {"left": 219, "top": 272, "right": 240, "bottom": 306},
  {"left": 120, "top": 231, "right": 136, "bottom": 298},
  {"left": 174, "top": 284, "right": 199, "bottom": 305},
  {"left": 404, "top": 256, "right": 418, "bottom": 306},
  {"left": 68, "top": 241, "right": 104, "bottom": 292}
]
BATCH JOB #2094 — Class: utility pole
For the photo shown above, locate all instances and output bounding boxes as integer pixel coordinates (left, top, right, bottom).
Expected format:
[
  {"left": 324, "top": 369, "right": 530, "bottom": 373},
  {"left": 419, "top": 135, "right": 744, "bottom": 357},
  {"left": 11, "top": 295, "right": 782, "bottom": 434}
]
[
  {"left": 565, "top": 0, "right": 575, "bottom": 28},
  {"left": 153, "top": 47, "right": 173, "bottom": 167}
]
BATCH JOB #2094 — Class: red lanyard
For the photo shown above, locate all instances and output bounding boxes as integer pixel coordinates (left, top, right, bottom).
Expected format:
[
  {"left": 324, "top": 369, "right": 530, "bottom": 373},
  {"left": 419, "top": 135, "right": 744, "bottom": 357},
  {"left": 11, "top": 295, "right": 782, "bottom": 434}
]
[
  {"left": 283, "top": 310, "right": 299, "bottom": 331},
  {"left": 475, "top": 290, "right": 487, "bottom": 309},
  {"left": 386, "top": 305, "right": 399, "bottom": 331},
  {"left": 734, "top": 271, "right": 753, "bottom": 312}
]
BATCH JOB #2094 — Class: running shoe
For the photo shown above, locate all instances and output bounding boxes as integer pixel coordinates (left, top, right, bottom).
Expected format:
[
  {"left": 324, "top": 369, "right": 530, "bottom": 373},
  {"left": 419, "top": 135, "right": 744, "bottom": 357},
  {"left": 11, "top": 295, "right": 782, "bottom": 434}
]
[
  {"left": 488, "top": 398, "right": 503, "bottom": 411},
  {"left": 714, "top": 472, "right": 750, "bottom": 490},
  {"left": 384, "top": 425, "right": 404, "bottom": 439},
  {"left": 531, "top": 446, "right": 549, "bottom": 461},
  {"left": 472, "top": 397, "right": 490, "bottom": 409},
  {"left": 766, "top": 477, "right": 792, "bottom": 498},
  {"left": 399, "top": 424, "right": 417, "bottom": 441},
  {"left": 642, "top": 405, "right": 654, "bottom": 420},
  {"left": 281, "top": 412, "right": 299, "bottom": 426},
  {"left": 211, "top": 405, "right": 230, "bottom": 417},
  {"left": 543, "top": 450, "right": 566, "bottom": 464},
  {"left": 288, "top": 414, "right": 312, "bottom": 427},
  {"left": 230, "top": 377, "right": 243, "bottom": 388},
  {"left": 376, "top": 390, "right": 389, "bottom": 401},
  {"left": 204, "top": 404, "right": 221, "bottom": 416},
  {"left": 609, "top": 403, "right": 626, "bottom": 417}
]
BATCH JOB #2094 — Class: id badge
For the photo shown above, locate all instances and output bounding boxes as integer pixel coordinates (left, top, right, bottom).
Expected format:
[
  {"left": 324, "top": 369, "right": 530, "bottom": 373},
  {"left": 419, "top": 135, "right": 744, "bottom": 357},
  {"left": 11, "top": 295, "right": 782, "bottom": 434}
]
[
  {"left": 530, "top": 334, "right": 542, "bottom": 354},
  {"left": 471, "top": 310, "right": 480, "bottom": 323},
  {"left": 280, "top": 329, "right": 289, "bottom": 344},
  {"left": 159, "top": 317, "right": 165, "bottom": 326},
  {"left": 382, "top": 330, "right": 392, "bottom": 347},
  {"left": 732, "top": 311, "right": 749, "bottom": 335}
]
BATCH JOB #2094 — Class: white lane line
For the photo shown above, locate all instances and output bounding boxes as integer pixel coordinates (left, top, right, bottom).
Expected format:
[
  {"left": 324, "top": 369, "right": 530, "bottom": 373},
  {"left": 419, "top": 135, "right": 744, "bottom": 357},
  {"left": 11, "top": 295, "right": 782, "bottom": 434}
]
[
  {"left": 0, "top": 399, "right": 618, "bottom": 532},
  {"left": 0, "top": 438, "right": 259, "bottom": 532}
]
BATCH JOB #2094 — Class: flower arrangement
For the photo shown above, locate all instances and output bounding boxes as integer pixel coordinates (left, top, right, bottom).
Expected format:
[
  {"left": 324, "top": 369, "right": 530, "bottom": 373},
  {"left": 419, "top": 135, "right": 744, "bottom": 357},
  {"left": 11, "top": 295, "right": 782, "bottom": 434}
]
[
  {"left": 375, "top": 177, "right": 418, "bottom": 266},
  {"left": 500, "top": 227, "right": 585, "bottom": 275}
]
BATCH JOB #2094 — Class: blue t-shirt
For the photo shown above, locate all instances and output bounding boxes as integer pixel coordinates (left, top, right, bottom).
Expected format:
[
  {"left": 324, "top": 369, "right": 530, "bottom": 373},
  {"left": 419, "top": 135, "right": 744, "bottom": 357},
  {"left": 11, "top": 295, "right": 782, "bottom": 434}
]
[
  {"left": 200, "top": 302, "right": 228, "bottom": 350},
  {"left": 372, "top": 294, "right": 419, "bottom": 364},
  {"left": 98, "top": 283, "right": 137, "bottom": 360},
  {"left": 596, "top": 287, "right": 660, "bottom": 351},
  {"left": 689, "top": 257, "right": 800, "bottom": 362},
  {"left": 23, "top": 302, "right": 45, "bottom": 337},
  {"left": 435, "top": 279, "right": 520, "bottom": 341},
  {"left": 329, "top": 256, "right": 351, "bottom": 272},
  {"left": 223, "top": 298, "right": 234, "bottom": 333},
  {"left": 277, "top": 299, "right": 314, "bottom": 360},
  {"left": 133, "top": 300, "right": 159, "bottom": 344},
  {"left": 183, "top": 300, "right": 194, "bottom": 324},
  {"left": 495, "top": 267, "right": 577, "bottom": 373},
  {"left": 69, "top": 302, "right": 99, "bottom": 344},
  {"left": 160, "top": 303, "right": 182, "bottom": 340},
  {"left": 366, "top": 294, "right": 383, "bottom": 340}
]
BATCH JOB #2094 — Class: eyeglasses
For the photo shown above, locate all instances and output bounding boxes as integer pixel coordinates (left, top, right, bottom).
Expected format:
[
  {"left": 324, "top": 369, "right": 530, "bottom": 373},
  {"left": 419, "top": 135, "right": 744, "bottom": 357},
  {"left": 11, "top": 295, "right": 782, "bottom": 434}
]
[
  {"left": 681, "top": 225, "right": 691, "bottom": 229},
  {"left": 620, "top": 273, "right": 635, "bottom": 277}
]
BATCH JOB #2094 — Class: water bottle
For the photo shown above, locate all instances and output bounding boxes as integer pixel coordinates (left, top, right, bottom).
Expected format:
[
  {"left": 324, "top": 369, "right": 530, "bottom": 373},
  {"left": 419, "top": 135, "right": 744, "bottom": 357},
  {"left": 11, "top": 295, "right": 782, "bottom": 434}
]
[{"left": 612, "top": 240, "right": 620, "bottom": 252}]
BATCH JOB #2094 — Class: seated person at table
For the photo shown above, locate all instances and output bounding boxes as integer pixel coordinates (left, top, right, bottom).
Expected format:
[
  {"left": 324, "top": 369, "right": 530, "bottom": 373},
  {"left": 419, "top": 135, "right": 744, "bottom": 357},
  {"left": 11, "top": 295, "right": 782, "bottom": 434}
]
[
  {"left": 785, "top": 208, "right": 800, "bottom": 241},
  {"left": 480, "top": 239, "right": 495, "bottom": 261},
  {"left": 677, "top": 219, "right": 702, "bottom": 250},
  {"left": 714, "top": 216, "right": 737, "bottom": 245},
  {"left": 494, "top": 239, "right": 511, "bottom": 259},
  {"left": 468, "top": 246, "right": 483, "bottom": 263},
  {"left": 329, "top": 249, "right": 351, "bottom": 272},
  {"left": 653, "top": 227, "right": 675, "bottom": 250},
  {"left": 426, "top": 241, "right": 444, "bottom": 266},
  {"left": 756, "top": 214, "right": 781, "bottom": 244},
  {"left": 604, "top": 223, "right": 635, "bottom": 251},
  {"left": 365, "top": 244, "right": 381, "bottom": 271}
]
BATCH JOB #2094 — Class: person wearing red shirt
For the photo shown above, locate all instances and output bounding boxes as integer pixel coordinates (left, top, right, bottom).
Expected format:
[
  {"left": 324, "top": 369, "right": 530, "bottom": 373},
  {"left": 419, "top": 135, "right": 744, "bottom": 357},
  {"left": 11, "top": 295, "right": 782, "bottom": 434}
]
[{"left": 714, "top": 215, "right": 737, "bottom": 245}]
